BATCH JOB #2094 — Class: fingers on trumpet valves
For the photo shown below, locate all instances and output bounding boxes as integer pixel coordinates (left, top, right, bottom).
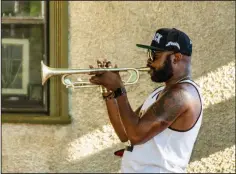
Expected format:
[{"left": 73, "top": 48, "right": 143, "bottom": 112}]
[
  {"left": 106, "top": 61, "right": 112, "bottom": 68},
  {"left": 96, "top": 59, "right": 108, "bottom": 75},
  {"left": 102, "top": 59, "right": 107, "bottom": 68},
  {"left": 89, "top": 64, "right": 103, "bottom": 76},
  {"left": 89, "top": 59, "right": 114, "bottom": 77},
  {"left": 97, "top": 59, "right": 113, "bottom": 68},
  {"left": 97, "top": 60, "right": 103, "bottom": 68},
  {"left": 100, "top": 59, "right": 108, "bottom": 68},
  {"left": 101, "top": 59, "right": 111, "bottom": 68}
]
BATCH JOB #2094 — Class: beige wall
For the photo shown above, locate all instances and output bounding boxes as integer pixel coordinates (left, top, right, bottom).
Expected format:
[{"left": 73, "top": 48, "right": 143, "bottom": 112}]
[{"left": 2, "top": 1, "right": 235, "bottom": 173}]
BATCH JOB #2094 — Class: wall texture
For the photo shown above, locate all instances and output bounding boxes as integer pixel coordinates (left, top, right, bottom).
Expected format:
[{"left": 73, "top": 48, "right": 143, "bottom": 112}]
[{"left": 2, "top": 1, "right": 235, "bottom": 173}]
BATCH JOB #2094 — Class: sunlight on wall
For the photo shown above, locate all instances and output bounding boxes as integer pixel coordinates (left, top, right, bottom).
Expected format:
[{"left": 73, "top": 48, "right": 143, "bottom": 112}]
[
  {"left": 66, "top": 124, "right": 120, "bottom": 162},
  {"left": 187, "top": 145, "right": 235, "bottom": 173},
  {"left": 67, "top": 61, "right": 235, "bottom": 162},
  {"left": 196, "top": 61, "right": 235, "bottom": 109}
]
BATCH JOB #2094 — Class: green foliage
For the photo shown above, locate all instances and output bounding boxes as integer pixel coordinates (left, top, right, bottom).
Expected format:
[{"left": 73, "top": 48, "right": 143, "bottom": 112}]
[{"left": 30, "top": 1, "right": 41, "bottom": 17}]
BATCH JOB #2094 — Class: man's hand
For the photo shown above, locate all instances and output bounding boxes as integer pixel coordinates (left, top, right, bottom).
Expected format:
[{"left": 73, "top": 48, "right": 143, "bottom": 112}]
[{"left": 89, "top": 59, "right": 124, "bottom": 91}]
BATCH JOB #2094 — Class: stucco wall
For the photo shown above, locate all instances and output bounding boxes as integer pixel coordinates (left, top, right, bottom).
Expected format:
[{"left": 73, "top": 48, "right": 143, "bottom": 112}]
[{"left": 2, "top": 1, "right": 235, "bottom": 173}]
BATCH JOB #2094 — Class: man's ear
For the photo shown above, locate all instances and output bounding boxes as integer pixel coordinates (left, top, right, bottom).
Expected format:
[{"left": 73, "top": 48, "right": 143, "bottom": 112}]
[{"left": 173, "top": 53, "right": 183, "bottom": 64}]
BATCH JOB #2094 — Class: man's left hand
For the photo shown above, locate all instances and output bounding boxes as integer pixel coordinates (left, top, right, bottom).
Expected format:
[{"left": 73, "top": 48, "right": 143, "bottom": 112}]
[{"left": 89, "top": 59, "right": 124, "bottom": 91}]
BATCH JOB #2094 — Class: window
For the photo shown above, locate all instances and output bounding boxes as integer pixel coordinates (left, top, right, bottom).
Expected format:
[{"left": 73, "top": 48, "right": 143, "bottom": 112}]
[
  {"left": 1, "top": 1, "right": 71, "bottom": 124},
  {"left": 2, "top": 1, "right": 48, "bottom": 112}
]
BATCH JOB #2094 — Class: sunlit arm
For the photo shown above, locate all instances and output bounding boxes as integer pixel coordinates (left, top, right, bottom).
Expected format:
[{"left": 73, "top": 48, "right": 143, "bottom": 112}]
[
  {"left": 105, "top": 98, "right": 142, "bottom": 143},
  {"left": 105, "top": 98, "right": 128, "bottom": 142}
]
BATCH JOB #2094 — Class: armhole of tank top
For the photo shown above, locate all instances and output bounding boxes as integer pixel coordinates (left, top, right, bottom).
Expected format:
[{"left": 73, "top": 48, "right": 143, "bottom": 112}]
[
  {"left": 168, "top": 80, "right": 203, "bottom": 132},
  {"left": 151, "top": 86, "right": 164, "bottom": 99}
]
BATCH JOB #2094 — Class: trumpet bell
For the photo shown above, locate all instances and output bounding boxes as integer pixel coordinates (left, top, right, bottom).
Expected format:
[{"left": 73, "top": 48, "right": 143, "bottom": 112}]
[{"left": 41, "top": 61, "right": 52, "bottom": 85}]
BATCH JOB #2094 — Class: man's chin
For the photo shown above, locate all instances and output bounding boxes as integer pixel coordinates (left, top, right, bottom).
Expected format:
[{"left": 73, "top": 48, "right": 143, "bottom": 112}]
[{"left": 151, "top": 76, "right": 164, "bottom": 83}]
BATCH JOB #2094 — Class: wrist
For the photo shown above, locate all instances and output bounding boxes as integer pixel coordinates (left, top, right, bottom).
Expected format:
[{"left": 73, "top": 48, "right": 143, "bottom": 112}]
[
  {"left": 113, "top": 87, "right": 127, "bottom": 98},
  {"left": 103, "top": 91, "right": 115, "bottom": 101},
  {"left": 102, "top": 90, "right": 113, "bottom": 97}
]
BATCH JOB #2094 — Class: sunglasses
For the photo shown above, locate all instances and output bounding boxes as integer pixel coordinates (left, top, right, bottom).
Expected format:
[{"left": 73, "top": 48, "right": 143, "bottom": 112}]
[
  {"left": 147, "top": 49, "right": 163, "bottom": 62},
  {"left": 147, "top": 49, "right": 178, "bottom": 62}
]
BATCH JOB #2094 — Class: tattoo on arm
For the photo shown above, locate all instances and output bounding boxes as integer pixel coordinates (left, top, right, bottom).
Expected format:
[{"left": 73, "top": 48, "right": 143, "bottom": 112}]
[{"left": 151, "top": 88, "right": 186, "bottom": 122}]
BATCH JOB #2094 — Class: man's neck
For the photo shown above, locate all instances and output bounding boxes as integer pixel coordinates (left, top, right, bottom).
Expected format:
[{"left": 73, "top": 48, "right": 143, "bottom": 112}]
[{"left": 164, "top": 73, "right": 191, "bottom": 88}]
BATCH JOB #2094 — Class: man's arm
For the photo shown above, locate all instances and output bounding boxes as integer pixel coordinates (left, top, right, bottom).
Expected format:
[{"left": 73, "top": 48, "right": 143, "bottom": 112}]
[
  {"left": 105, "top": 97, "right": 143, "bottom": 142},
  {"left": 116, "top": 84, "right": 189, "bottom": 145},
  {"left": 88, "top": 64, "right": 188, "bottom": 145}
]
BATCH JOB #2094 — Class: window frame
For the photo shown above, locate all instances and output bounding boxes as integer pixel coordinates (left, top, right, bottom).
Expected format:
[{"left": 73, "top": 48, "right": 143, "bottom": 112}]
[{"left": 2, "top": 1, "right": 71, "bottom": 124}]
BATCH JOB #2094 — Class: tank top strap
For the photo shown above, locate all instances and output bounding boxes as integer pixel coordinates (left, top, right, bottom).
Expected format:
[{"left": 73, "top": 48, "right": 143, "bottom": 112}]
[
  {"left": 178, "top": 79, "right": 203, "bottom": 118},
  {"left": 178, "top": 79, "right": 200, "bottom": 90},
  {"left": 150, "top": 85, "right": 165, "bottom": 99}
]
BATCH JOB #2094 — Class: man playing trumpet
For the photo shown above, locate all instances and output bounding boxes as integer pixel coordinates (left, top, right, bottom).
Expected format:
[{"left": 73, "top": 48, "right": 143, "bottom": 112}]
[{"left": 89, "top": 28, "right": 203, "bottom": 173}]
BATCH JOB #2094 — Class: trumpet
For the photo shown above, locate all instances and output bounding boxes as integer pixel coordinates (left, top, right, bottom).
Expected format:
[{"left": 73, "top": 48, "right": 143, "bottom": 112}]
[{"left": 41, "top": 61, "right": 149, "bottom": 90}]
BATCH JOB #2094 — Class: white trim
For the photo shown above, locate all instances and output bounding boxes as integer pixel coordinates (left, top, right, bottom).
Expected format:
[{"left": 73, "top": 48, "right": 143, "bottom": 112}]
[
  {"left": 41, "top": 1, "right": 45, "bottom": 18},
  {"left": 153, "top": 33, "right": 162, "bottom": 43},
  {"left": 166, "top": 41, "right": 180, "bottom": 49},
  {"left": 2, "top": 38, "right": 29, "bottom": 95}
]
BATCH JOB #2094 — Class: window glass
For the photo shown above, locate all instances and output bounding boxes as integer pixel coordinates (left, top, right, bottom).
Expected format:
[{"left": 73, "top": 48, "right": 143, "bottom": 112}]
[{"left": 1, "top": 1, "right": 48, "bottom": 113}]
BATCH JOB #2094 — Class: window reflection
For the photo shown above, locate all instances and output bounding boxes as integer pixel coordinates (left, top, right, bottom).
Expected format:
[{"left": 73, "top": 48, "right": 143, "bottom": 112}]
[{"left": 1, "top": 1, "right": 43, "bottom": 17}]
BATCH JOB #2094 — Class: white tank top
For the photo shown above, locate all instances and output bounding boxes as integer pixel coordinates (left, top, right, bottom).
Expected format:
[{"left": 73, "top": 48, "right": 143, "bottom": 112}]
[{"left": 121, "top": 80, "right": 203, "bottom": 173}]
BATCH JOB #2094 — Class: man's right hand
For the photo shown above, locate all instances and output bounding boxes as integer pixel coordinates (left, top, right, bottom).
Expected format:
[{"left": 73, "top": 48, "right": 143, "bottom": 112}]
[{"left": 89, "top": 59, "right": 115, "bottom": 97}]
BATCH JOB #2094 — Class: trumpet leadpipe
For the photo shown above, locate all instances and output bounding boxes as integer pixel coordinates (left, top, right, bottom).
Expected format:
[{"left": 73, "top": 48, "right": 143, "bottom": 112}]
[{"left": 136, "top": 67, "right": 150, "bottom": 71}]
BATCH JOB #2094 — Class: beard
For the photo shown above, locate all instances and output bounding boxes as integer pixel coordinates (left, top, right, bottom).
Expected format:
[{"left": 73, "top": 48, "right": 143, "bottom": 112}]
[{"left": 150, "top": 55, "right": 173, "bottom": 83}]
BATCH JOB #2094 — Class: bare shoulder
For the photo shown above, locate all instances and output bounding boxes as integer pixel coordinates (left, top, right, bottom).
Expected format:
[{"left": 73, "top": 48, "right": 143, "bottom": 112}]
[
  {"left": 161, "top": 83, "right": 191, "bottom": 108},
  {"left": 149, "top": 83, "right": 191, "bottom": 123},
  {"left": 135, "top": 82, "right": 201, "bottom": 143},
  {"left": 166, "top": 82, "right": 202, "bottom": 130},
  {"left": 176, "top": 82, "right": 201, "bottom": 106},
  {"left": 142, "top": 82, "right": 198, "bottom": 125}
]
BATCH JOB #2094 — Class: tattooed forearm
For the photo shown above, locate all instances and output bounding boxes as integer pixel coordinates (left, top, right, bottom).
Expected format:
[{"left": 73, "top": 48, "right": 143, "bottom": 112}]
[{"left": 151, "top": 87, "right": 186, "bottom": 122}]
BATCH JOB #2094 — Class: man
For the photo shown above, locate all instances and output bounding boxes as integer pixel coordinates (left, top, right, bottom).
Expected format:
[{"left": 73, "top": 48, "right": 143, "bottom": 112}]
[{"left": 89, "top": 28, "right": 203, "bottom": 173}]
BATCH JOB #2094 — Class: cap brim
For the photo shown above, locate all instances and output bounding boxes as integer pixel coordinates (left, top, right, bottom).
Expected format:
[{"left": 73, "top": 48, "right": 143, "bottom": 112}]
[{"left": 136, "top": 44, "right": 165, "bottom": 51}]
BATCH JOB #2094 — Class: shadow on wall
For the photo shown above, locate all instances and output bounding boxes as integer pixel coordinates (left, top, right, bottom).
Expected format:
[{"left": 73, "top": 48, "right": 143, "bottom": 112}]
[
  {"left": 50, "top": 95, "right": 235, "bottom": 172},
  {"left": 190, "top": 96, "right": 235, "bottom": 162}
]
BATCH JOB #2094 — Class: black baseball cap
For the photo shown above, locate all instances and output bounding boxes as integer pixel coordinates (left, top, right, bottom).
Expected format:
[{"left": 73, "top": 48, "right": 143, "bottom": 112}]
[{"left": 136, "top": 28, "right": 192, "bottom": 56}]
